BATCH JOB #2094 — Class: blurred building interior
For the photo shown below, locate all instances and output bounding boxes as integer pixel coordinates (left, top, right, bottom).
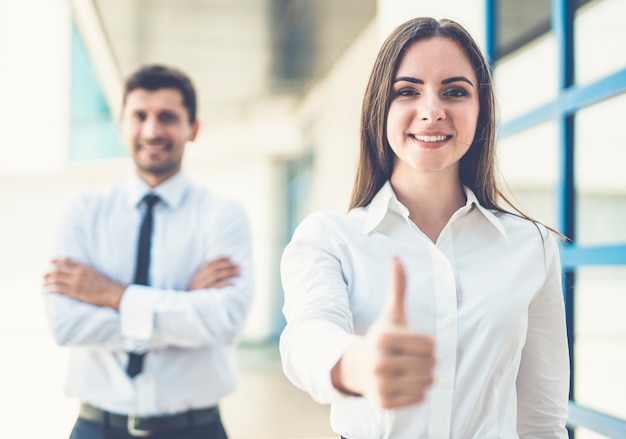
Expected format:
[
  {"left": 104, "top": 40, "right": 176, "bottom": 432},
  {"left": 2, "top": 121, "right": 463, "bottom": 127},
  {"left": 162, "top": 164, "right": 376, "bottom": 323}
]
[{"left": 0, "top": 0, "right": 625, "bottom": 438}]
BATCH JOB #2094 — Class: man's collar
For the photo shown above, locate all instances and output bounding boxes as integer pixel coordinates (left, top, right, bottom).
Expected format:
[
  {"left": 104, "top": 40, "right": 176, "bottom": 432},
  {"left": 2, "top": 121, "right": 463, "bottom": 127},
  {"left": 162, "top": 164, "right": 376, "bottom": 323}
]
[{"left": 126, "top": 171, "right": 188, "bottom": 209}]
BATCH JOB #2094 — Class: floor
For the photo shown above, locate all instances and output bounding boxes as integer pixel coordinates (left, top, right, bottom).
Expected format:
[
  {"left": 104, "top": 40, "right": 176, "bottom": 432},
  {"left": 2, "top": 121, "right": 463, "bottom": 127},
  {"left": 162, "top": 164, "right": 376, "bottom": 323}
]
[{"left": 221, "top": 343, "right": 336, "bottom": 439}]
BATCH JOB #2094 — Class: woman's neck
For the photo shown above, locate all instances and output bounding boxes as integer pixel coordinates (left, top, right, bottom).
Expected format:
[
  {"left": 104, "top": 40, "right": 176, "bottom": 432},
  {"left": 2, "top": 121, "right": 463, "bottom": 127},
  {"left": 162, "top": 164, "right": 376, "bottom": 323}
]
[{"left": 390, "top": 171, "right": 466, "bottom": 243}]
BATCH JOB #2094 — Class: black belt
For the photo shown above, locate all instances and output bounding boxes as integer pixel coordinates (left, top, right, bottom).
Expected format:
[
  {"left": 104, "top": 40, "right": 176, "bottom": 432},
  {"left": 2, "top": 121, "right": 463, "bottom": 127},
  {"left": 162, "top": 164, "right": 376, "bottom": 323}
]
[{"left": 79, "top": 403, "right": 219, "bottom": 437}]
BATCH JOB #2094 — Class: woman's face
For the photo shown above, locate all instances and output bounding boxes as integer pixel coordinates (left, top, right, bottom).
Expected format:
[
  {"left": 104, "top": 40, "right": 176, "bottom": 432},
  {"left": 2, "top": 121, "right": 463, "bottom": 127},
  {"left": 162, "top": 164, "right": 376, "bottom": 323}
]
[{"left": 386, "top": 37, "right": 479, "bottom": 182}]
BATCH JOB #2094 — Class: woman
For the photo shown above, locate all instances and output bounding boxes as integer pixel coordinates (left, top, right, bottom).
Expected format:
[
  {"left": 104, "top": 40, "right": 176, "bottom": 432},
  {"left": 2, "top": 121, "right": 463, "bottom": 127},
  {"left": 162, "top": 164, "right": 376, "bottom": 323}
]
[{"left": 280, "top": 17, "right": 569, "bottom": 438}]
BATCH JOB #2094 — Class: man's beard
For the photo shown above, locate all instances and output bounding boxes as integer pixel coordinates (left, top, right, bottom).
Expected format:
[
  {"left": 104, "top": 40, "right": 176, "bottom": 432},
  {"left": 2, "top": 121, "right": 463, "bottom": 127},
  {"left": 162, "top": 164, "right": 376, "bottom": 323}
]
[
  {"left": 137, "top": 158, "right": 181, "bottom": 177},
  {"left": 135, "top": 139, "right": 181, "bottom": 177}
]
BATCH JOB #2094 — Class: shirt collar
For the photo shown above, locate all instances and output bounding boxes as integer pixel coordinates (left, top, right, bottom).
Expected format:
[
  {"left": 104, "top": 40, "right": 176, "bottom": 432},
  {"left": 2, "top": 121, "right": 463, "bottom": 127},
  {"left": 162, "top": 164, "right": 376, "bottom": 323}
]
[
  {"left": 362, "top": 181, "right": 507, "bottom": 238},
  {"left": 463, "top": 186, "right": 507, "bottom": 238},
  {"left": 363, "top": 181, "right": 408, "bottom": 234},
  {"left": 125, "top": 171, "right": 189, "bottom": 209}
]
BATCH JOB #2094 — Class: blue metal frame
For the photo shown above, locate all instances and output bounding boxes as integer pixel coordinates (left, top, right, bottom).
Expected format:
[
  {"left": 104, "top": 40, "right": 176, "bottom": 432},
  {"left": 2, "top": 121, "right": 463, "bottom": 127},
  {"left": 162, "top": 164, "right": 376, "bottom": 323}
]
[
  {"left": 561, "top": 244, "right": 626, "bottom": 269},
  {"left": 568, "top": 404, "right": 626, "bottom": 439},
  {"left": 484, "top": 0, "right": 497, "bottom": 64},
  {"left": 497, "top": 68, "right": 626, "bottom": 137},
  {"left": 486, "top": 0, "right": 626, "bottom": 436}
]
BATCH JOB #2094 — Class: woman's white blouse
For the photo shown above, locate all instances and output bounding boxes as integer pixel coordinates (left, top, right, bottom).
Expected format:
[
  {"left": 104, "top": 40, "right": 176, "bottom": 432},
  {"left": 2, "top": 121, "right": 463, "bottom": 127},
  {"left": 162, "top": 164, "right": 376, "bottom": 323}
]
[{"left": 280, "top": 182, "right": 569, "bottom": 439}]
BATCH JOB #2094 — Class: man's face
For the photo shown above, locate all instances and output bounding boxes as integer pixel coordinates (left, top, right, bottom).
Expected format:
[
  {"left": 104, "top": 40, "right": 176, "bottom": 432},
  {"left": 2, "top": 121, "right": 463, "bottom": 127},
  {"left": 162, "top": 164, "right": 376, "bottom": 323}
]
[{"left": 120, "top": 88, "right": 199, "bottom": 186}]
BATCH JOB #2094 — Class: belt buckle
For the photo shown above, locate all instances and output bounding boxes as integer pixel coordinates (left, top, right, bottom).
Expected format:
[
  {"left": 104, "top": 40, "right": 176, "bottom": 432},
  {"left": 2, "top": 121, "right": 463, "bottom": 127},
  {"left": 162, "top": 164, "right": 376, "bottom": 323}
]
[{"left": 127, "top": 415, "right": 153, "bottom": 437}]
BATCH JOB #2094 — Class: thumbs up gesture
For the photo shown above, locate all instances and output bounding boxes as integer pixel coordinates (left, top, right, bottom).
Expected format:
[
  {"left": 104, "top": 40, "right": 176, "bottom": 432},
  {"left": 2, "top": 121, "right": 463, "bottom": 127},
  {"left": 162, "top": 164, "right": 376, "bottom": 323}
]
[{"left": 331, "top": 257, "right": 436, "bottom": 408}]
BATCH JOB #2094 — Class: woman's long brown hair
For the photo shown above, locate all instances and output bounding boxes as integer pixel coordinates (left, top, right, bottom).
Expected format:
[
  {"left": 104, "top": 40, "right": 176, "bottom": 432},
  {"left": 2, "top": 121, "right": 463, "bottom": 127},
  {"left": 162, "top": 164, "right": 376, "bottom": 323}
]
[{"left": 349, "top": 17, "right": 566, "bottom": 240}]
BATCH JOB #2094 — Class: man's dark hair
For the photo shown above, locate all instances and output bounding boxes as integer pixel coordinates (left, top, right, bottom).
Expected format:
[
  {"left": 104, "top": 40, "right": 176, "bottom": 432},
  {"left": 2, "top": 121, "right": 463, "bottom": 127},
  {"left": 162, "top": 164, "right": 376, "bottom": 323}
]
[{"left": 122, "top": 64, "right": 197, "bottom": 123}]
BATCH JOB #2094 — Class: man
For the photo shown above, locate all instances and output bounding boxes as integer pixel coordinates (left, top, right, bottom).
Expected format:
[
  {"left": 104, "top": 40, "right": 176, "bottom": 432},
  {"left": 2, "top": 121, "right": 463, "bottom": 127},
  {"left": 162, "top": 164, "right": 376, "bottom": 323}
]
[{"left": 43, "top": 64, "right": 253, "bottom": 439}]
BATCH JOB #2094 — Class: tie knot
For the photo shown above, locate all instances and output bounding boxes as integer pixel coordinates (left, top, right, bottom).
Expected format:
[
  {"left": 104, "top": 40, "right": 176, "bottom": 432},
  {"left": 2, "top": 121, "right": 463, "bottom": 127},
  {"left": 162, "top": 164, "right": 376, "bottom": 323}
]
[{"left": 142, "top": 194, "right": 160, "bottom": 208}]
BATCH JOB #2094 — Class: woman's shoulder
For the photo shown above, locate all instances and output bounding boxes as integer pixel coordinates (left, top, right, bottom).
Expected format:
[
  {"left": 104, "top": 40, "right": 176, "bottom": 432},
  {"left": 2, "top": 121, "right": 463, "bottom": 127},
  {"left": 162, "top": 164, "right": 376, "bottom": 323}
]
[
  {"left": 493, "top": 210, "right": 560, "bottom": 245},
  {"left": 292, "top": 209, "right": 365, "bottom": 239}
]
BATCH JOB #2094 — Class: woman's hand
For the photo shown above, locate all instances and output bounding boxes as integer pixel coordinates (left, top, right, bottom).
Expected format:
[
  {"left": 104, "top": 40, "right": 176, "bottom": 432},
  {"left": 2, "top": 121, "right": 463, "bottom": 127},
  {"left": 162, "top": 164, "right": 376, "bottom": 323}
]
[{"left": 331, "top": 257, "right": 436, "bottom": 408}]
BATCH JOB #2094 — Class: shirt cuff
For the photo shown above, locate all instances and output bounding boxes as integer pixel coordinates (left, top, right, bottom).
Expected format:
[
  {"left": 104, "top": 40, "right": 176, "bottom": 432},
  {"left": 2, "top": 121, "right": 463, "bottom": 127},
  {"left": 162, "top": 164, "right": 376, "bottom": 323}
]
[
  {"left": 120, "top": 284, "right": 155, "bottom": 341},
  {"left": 288, "top": 321, "right": 360, "bottom": 404},
  {"left": 320, "top": 332, "right": 362, "bottom": 402}
]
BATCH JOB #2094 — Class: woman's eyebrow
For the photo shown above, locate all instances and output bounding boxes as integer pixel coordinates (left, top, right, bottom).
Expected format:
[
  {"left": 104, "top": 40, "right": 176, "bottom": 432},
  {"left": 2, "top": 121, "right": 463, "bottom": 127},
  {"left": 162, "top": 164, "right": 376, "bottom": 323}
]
[
  {"left": 393, "top": 76, "right": 424, "bottom": 84},
  {"left": 441, "top": 76, "right": 474, "bottom": 87},
  {"left": 393, "top": 76, "right": 474, "bottom": 87}
]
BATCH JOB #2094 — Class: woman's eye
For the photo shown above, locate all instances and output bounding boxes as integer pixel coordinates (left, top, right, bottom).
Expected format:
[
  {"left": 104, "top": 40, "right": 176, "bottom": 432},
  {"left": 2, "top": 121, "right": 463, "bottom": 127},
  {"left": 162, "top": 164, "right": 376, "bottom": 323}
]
[
  {"left": 396, "top": 88, "right": 418, "bottom": 97},
  {"left": 444, "top": 88, "right": 468, "bottom": 98}
]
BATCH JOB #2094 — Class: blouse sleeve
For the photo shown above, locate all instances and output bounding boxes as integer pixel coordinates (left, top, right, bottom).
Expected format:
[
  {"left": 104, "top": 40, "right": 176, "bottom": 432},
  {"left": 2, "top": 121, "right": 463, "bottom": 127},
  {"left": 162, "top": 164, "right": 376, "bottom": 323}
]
[
  {"left": 516, "top": 231, "right": 570, "bottom": 437},
  {"left": 279, "top": 212, "right": 360, "bottom": 404}
]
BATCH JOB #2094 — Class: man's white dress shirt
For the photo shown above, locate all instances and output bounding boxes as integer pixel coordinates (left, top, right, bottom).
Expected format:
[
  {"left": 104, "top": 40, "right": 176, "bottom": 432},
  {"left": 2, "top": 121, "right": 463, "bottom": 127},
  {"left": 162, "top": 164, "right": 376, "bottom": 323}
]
[
  {"left": 45, "top": 172, "right": 253, "bottom": 416},
  {"left": 280, "top": 182, "right": 569, "bottom": 439}
]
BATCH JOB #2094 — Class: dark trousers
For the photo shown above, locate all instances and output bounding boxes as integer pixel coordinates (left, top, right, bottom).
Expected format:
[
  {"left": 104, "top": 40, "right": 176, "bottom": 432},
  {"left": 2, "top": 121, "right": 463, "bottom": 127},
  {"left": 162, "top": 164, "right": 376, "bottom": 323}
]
[{"left": 69, "top": 412, "right": 228, "bottom": 439}]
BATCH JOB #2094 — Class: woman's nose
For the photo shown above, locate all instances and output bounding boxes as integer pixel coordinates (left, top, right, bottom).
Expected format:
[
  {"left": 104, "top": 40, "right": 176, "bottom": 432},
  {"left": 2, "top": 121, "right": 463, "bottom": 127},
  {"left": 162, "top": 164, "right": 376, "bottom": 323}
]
[{"left": 417, "top": 95, "right": 445, "bottom": 122}]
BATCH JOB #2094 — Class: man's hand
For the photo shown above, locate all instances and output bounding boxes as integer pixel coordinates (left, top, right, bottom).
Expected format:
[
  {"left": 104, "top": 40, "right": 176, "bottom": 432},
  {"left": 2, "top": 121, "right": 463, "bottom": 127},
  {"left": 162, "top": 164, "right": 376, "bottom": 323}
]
[
  {"left": 331, "top": 257, "right": 436, "bottom": 409},
  {"left": 188, "top": 256, "right": 240, "bottom": 291},
  {"left": 43, "top": 258, "right": 126, "bottom": 310}
]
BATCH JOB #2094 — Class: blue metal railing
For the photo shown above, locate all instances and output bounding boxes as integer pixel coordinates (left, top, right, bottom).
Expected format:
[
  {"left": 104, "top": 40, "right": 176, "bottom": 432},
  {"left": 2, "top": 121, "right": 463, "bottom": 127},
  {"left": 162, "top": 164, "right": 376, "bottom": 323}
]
[
  {"left": 486, "top": 0, "right": 626, "bottom": 436},
  {"left": 568, "top": 403, "right": 626, "bottom": 439},
  {"left": 498, "top": 68, "right": 626, "bottom": 137},
  {"left": 561, "top": 244, "right": 626, "bottom": 269}
]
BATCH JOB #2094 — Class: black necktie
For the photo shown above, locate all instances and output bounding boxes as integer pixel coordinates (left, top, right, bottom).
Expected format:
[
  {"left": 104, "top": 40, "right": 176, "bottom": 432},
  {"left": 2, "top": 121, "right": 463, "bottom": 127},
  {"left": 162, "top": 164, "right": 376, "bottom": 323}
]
[{"left": 126, "top": 193, "right": 160, "bottom": 378}]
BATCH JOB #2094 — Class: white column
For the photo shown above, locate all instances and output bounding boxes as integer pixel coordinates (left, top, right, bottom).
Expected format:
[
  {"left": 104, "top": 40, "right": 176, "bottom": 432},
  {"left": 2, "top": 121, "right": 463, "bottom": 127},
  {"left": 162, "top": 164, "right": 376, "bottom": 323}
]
[{"left": 0, "top": 0, "right": 71, "bottom": 174}]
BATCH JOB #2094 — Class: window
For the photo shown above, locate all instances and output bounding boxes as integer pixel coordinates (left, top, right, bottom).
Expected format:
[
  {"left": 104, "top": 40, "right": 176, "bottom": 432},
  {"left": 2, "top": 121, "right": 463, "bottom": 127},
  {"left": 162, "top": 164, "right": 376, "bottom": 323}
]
[
  {"left": 494, "top": 0, "right": 592, "bottom": 60},
  {"left": 488, "top": 0, "right": 626, "bottom": 436}
]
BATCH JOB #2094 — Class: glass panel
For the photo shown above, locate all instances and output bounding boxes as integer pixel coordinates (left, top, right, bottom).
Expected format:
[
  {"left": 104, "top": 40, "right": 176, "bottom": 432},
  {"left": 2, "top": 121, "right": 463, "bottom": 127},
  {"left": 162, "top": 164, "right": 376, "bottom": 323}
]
[
  {"left": 493, "top": 34, "right": 558, "bottom": 121},
  {"left": 497, "top": 121, "right": 559, "bottom": 227},
  {"left": 269, "top": 0, "right": 375, "bottom": 90},
  {"left": 575, "top": 0, "right": 626, "bottom": 87},
  {"left": 574, "top": 266, "right": 626, "bottom": 421},
  {"left": 285, "top": 150, "right": 314, "bottom": 238},
  {"left": 494, "top": 0, "right": 593, "bottom": 59},
  {"left": 270, "top": 0, "right": 316, "bottom": 87},
  {"left": 70, "top": 23, "right": 125, "bottom": 161},
  {"left": 496, "top": 0, "right": 550, "bottom": 59},
  {"left": 575, "top": 93, "right": 626, "bottom": 245}
]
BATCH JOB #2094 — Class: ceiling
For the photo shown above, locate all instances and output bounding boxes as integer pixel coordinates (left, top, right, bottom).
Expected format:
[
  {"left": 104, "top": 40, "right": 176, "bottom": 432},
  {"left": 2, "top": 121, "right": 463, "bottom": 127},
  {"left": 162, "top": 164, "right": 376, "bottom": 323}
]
[{"left": 90, "top": 0, "right": 376, "bottom": 127}]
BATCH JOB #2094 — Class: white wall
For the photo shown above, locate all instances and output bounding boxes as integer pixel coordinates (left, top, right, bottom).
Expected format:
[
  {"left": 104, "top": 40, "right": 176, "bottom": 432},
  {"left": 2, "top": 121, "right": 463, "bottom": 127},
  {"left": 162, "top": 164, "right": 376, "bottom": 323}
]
[
  {"left": 294, "top": 21, "right": 378, "bottom": 215},
  {"left": 184, "top": 149, "right": 290, "bottom": 342},
  {"left": 378, "top": 0, "right": 485, "bottom": 47}
]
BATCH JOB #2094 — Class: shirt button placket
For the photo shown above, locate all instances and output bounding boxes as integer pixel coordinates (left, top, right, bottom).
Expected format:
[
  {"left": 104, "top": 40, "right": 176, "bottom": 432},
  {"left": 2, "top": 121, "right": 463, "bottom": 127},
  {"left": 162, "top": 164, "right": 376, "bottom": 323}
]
[{"left": 430, "top": 249, "right": 456, "bottom": 439}]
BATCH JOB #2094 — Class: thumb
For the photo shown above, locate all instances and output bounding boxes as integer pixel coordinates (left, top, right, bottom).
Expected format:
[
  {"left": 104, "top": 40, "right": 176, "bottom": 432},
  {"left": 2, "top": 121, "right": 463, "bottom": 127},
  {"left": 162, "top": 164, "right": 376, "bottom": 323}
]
[{"left": 384, "top": 256, "right": 408, "bottom": 326}]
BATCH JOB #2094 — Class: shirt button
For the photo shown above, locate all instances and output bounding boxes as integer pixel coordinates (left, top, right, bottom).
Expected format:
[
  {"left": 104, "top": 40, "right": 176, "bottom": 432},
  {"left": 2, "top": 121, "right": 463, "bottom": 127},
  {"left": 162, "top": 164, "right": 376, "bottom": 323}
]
[
  {"left": 438, "top": 377, "right": 450, "bottom": 388},
  {"left": 443, "top": 316, "right": 452, "bottom": 326}
]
